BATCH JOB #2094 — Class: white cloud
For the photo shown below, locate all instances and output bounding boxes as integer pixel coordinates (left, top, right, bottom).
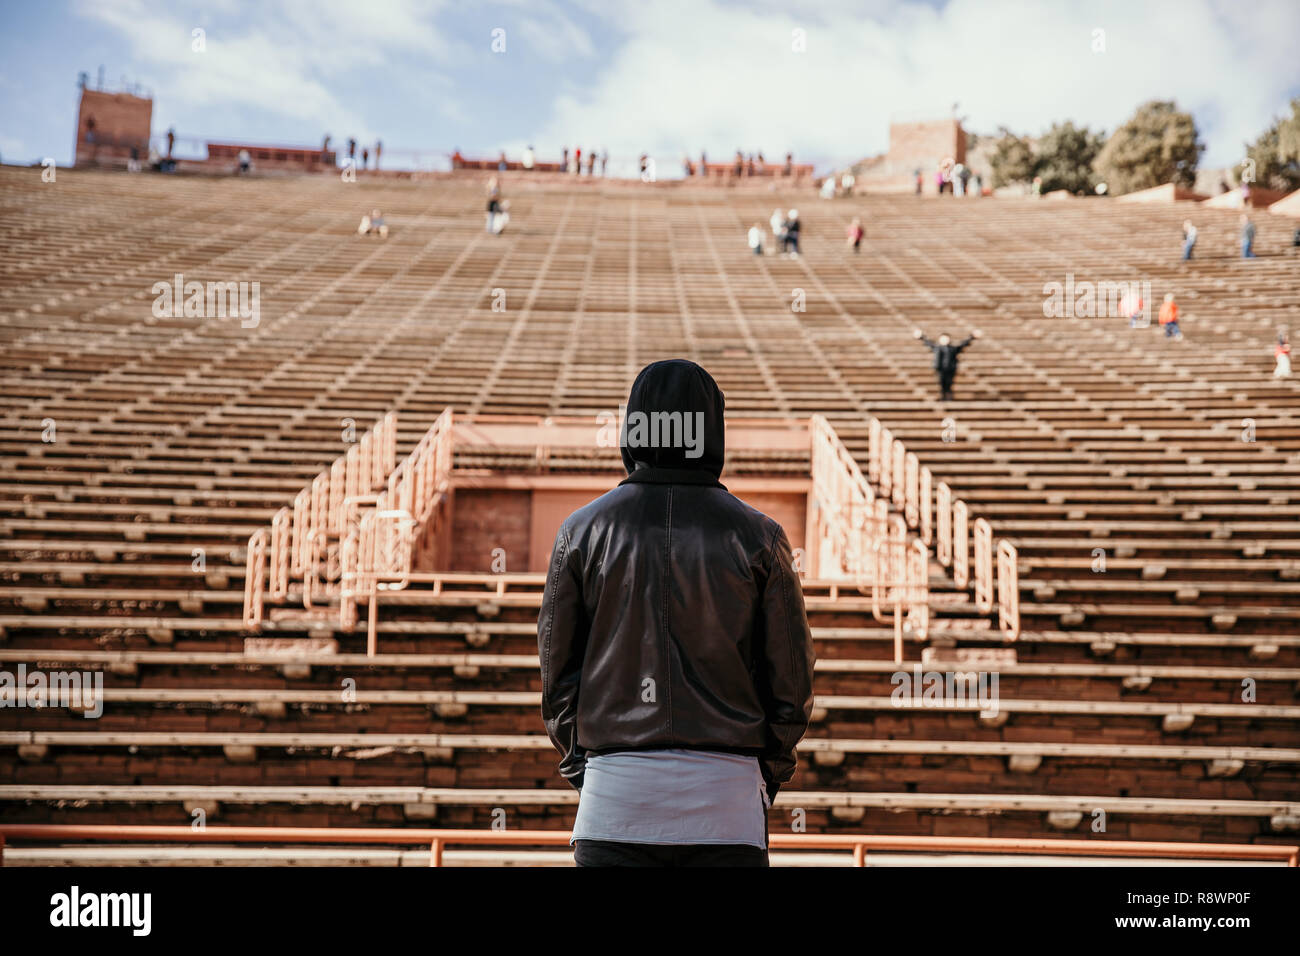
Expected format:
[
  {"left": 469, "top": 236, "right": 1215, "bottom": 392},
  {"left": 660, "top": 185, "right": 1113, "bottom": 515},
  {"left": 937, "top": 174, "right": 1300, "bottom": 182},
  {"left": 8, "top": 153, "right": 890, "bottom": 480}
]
[
  {"left": 66, "top": 0, "right": 1300, "bottom": 171},
  {"left": 75, "top": 0, "right": 454, "bottom": 142},
  {"left": 531, "top": 0, "right": 1300, "bottom": 171}
]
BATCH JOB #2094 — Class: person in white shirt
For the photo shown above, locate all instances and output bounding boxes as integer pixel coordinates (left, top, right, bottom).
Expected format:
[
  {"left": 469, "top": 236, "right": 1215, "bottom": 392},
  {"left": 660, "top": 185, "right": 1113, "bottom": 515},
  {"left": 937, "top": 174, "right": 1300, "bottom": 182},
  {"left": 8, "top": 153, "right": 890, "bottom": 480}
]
[
  {"left": 769, "top": 209, "right": 785, "bottom": 249},
  {"left": 748, "top": 223, "right": 764, "bottom": 256},
  {"left": 522, "top": 145, "right": 535, "bottom": 170},
  {"left": 1182, "top": 220, "right": 1198, "bottom": 261}
]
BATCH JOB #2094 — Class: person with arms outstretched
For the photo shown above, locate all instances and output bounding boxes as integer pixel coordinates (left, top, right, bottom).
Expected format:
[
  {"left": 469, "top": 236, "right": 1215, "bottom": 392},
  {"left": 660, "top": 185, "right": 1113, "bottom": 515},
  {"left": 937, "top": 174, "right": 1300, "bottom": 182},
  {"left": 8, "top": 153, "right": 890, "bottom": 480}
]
[{"left": 914, "top": 328, "right": 981, "bottom": 401}]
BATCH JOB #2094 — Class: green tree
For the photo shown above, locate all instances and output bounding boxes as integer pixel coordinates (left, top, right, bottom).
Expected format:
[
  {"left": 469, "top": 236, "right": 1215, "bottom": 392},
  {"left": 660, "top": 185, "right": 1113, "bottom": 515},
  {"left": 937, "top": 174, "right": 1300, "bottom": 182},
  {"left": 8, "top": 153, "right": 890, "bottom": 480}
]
[
  {"left": 1035, "top": 121, "right": 1105, "bottom": 194},
  {"left": 1241, "top": 97, "right": 1300, "bottom": 191},
  {"left": 989, "top": 127, "right": 1035, "bottom": 188},
  {"left": 1093, "top": 100, "right": 1203, "bottom": 195}
]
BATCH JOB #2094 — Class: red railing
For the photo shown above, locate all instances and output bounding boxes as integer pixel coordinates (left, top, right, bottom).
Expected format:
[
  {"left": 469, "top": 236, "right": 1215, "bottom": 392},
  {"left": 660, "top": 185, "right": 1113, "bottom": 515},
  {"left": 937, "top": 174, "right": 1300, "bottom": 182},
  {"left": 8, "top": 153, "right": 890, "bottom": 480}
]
[{"left": 1, "top": 826, "right": 1293, "bottom": 867}]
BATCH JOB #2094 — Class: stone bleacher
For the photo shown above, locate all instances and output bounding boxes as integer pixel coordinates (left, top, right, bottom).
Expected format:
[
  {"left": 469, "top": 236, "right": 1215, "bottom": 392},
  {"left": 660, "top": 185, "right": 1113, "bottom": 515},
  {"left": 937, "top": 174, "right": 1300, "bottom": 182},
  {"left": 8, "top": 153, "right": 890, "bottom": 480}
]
[{"left": 1, "top": 165, "right": 1298, "bottom": 853}]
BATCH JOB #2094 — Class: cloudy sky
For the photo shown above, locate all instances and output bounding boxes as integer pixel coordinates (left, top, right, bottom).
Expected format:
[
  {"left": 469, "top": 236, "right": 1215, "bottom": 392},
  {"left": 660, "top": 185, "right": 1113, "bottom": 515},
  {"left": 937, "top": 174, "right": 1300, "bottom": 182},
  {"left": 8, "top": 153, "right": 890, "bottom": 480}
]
[{"left": 2, "top": 0, "right": 1297, "bottom": 176}]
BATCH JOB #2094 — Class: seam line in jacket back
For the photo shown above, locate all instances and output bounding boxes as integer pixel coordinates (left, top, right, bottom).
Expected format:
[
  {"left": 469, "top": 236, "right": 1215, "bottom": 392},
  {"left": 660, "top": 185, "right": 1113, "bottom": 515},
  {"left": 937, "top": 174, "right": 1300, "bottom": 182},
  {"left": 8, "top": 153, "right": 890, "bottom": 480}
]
[{"left": 663, "top": 485, "right": 674, "bottom": 741}]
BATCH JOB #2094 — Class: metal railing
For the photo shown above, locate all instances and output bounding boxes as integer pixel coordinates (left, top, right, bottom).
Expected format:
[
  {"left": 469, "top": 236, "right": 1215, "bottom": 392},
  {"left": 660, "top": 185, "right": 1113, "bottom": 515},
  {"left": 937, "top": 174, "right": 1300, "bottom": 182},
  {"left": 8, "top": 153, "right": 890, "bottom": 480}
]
[
  {"left": 243, "top": 411, "right": 458, "bottom": 649},
  {"left": 871, "top": 418, "right": 1019, "bottom": 641},
  {"left": 339, "top": 409, "right": 456, "bottom": 652},
  {"left": 1, "top": 825, "right": 1293, "bottom": 867},
  {"left": 810, "top": 416, "right": 929, "bottom": 660}
]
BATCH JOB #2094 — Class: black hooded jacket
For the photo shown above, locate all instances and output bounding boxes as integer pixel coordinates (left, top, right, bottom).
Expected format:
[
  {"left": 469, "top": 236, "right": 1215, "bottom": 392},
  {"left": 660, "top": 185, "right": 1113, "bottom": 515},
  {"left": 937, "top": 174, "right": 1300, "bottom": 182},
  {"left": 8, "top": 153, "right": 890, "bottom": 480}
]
[
  {"left": 537, "top": 359, "right": 816, "bottom": 798},
  {"left": 920, "top": 335, "right": 974, "bottom": 375}
]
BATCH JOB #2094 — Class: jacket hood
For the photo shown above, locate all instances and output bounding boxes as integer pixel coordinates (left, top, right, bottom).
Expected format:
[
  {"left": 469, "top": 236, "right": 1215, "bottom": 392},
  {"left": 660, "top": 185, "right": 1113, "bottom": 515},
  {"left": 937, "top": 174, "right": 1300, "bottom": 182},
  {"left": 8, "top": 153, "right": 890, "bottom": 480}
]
[{"left": 620, "top": 359, "right": 725, "bottom": 478}]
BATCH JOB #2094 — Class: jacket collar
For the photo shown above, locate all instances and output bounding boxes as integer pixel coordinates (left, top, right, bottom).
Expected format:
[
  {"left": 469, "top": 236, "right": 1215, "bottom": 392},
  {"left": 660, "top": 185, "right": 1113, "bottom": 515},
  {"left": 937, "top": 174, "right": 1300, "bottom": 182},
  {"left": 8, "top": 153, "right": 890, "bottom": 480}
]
[{"left": 619, "top": 467, "right": 726, "bottom": 489}]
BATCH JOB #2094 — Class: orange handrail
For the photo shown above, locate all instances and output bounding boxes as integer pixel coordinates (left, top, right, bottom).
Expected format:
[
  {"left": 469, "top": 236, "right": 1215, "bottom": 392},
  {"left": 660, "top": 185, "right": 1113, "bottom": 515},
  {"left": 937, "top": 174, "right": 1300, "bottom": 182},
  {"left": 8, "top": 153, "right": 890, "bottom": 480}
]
[{"left": 0, "top": 825, "right": 1294, "bottom": 867}]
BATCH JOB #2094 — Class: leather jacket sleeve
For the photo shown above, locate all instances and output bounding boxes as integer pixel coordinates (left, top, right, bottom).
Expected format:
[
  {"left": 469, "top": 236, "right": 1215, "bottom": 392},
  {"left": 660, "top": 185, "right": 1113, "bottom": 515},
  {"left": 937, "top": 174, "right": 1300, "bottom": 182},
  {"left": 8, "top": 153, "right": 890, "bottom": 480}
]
[
  {"left": 755, "top": 524, "right": 816, "bottom": 799},
  {"left": 538, "top": 523, "right": 589, "bottom": 790}
]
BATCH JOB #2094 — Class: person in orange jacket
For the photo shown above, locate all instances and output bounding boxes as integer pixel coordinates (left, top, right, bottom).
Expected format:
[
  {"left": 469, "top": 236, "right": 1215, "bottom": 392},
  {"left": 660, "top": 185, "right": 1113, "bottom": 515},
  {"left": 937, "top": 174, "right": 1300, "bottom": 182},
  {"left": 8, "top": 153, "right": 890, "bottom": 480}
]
[{"left": 1158, "top": 292, "right": 1182, "bottom": 340}]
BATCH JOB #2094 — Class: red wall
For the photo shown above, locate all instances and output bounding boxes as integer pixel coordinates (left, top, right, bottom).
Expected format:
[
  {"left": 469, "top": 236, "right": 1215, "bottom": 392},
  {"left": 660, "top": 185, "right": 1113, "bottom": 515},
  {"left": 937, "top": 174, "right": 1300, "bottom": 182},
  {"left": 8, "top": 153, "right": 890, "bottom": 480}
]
[
  {"left": 448, "top": 483, "right": 807, "bottom": 573},
  {"left": 75, "top": 89, "right": 152, "bottom": 166}
]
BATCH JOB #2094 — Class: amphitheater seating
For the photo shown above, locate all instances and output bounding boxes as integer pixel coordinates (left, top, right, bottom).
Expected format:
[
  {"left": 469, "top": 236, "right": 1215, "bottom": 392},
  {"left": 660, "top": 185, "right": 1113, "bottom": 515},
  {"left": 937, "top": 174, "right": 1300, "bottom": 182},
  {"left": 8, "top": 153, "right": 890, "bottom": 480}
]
[{"left": 1, "top": 165, "right": 1298, "bottom": 853}]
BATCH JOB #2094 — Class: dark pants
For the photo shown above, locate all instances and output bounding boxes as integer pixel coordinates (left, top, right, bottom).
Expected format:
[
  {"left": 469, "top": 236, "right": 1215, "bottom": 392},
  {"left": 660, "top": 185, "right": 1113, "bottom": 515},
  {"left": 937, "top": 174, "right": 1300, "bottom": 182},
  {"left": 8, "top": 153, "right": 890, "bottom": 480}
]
[
  {"left": 574, "top": 840, "right": 769, "bottom": 867},
  {"left": 938, "top": 369, "right": 955, "bottom": 401}
]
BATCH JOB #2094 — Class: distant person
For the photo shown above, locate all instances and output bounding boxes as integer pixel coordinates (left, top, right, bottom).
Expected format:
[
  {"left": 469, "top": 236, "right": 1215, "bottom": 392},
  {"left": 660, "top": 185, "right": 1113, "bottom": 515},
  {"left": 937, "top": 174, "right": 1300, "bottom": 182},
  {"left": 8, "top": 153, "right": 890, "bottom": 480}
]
[
  {"left": 522, "top": 145, "right": 535, "bottom": 170},
  {"left": 915, "top": 168, "right": 923, "bottom": 195},
  {"left": 323, "top": 134, "right": 331, "bottom": 154},
  {"left": 841, "top": 171, "right": 855, "bottom": 196},
  {"left": 846, "top": 217, "right": 864, "bottom": 253},
  {"left": 684, "top": 156, "right": 694, "bottom": 177},
  {"left": 486, "top": 176, "right": 503, "bottom": 233},
  {"left": 358, "top": 208, "right": 388, "bottom": 238},
  {"left": 1158, "top": 292, "right": 1182, "bottom": 340},
  {"left": 1123, "top": 291, "right": 1148, "bottom": 329},
  {"left": 820, "top": 176, "right": 836, "bottom": 200},
  {"left": 915, "top": 328, "right": 981, "bottom": 401},
  {"left": 361, "top": 147, "right": 369, "bottom": 168},
  {"left": 562, "top": 147, "right": 569, "bottom": 171},
  {"left": 951, "top": 162, "right": 966, "bottom": 196},
  {"left": 748, "top": 222, "right": 765, "bottom": 256},
  {"left": 347, "top": 138, "right": 357, "bottom": 163},
  {"left": 1241, "top": 214, "right": 1256, "bottom": 258},
  {"left": 783, "top": 152, "right": 793, "bottom": 177},
  {"left": 166, "top": 127, "right": 175, "bottom": 158},
  {"left": 1031, "top": 175, "right": 1042, "bottom": 197},
  {"left": 600, "top": 150, "right": 608, "bottom": 176},
  {"left": 375, "top": 140, "right": 382, "bottom": 169},
  {"left": 939, "top": 158, "right": 955, "bottom": 194},
  {"left": 498, "top": 151, "right": 508, "bottom": 172},
  {"left": 237, "top": 148, "right": 251, "bottom": 175},
  {"left": 770, "top": 208, "right": 786, "bottom": 252},
  {"left": 700, "top": 150, "right": 708, "bottom": 178},
  {"left": 783, "top": 209, "right": 801, "bottom": 256},
  {"left": 1293, "top": 226, "right": 1300, "bottom": 248},
  {"left": 586, "top": 150, "right": 596, "bottom": 175},
  {"left": 747, "top": 154, "right": 755, "bottom": 176},
  {"left": 1275, "top": 330, "right": 1292, "bottom": 378},
  {"left": 958, "top": 164, "right": 972, "bottom": 196},
  {"left": 734, "top": 151, "right": 744, "bottom": 178},
  {"left": 574, "top": 147, "right": 582, "bottom": 175},
  {"left": 974, "top": 173, "right": 983, "bottom": 195},
  {"left": 639, "top": 153, "right": 649, "bottom": 178},
  {"left": 1182, "top": 220, "right": 1198, "bottom": 261}
]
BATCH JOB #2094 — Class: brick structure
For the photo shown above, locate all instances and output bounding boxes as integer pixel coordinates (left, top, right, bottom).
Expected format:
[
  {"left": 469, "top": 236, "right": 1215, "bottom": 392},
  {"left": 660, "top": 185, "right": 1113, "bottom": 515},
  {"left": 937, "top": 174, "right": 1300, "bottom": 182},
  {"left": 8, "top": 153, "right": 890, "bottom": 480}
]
[
  {"left": 851, "top": 118, "right": 968, "bottom": 193},
  {"left": 205, "top": 142, "right": 337, "bottom": 173},
  {"left": 74, "top": 87, "right": 152, "bottom": 168}
]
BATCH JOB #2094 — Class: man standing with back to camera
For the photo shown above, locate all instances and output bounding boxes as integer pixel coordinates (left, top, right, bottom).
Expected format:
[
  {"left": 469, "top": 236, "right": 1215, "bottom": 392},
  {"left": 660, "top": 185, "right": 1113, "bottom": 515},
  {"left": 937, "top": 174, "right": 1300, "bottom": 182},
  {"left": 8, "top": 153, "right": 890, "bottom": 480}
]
[{"left": 538, "top": 359, "right": 816, "bottom": 867}]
